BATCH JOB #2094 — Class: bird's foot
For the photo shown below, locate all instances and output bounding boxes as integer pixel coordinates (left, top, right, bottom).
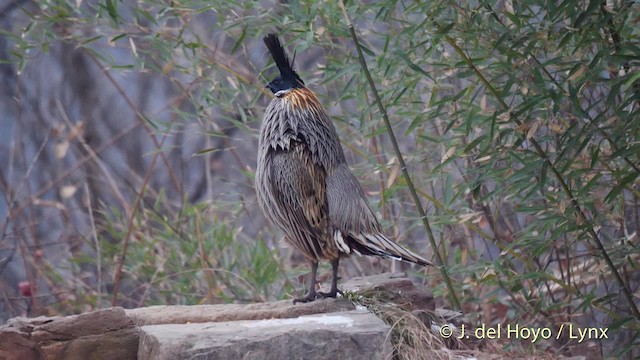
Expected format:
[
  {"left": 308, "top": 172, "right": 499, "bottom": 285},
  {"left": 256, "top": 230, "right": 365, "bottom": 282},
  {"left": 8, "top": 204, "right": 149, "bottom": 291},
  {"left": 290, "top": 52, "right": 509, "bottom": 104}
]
[
  {"left": 317, "top": 288, "right": 343, "bottom": 299},
  {"left": 292, "top": 291, "right": 317, "bottom": 304}
]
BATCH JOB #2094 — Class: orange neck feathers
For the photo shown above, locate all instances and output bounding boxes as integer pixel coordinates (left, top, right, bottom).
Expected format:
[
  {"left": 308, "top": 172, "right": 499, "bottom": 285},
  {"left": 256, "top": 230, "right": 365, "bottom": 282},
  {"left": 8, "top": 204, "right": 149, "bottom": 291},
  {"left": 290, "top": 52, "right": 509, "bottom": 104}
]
[{"left": 281, "top": 87, "right": 323, "bottom": 112}]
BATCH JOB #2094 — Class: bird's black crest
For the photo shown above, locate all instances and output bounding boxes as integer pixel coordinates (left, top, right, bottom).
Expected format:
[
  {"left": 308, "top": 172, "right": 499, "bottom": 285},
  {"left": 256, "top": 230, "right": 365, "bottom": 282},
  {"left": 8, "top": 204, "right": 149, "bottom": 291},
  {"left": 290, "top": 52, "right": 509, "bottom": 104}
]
[
  {"left": 263, "top": 33, "right": 296, "bottom": 79},
  {"left": 263, "top": 33, "right": 305, "bottom": 93}
]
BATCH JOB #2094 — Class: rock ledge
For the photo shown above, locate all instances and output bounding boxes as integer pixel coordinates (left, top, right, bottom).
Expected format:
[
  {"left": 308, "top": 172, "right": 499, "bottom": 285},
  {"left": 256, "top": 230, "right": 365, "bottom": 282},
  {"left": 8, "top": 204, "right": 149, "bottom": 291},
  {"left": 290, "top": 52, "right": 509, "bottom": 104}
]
[{"left": 0, "top": 272, "right": 433, "bottom": 360}]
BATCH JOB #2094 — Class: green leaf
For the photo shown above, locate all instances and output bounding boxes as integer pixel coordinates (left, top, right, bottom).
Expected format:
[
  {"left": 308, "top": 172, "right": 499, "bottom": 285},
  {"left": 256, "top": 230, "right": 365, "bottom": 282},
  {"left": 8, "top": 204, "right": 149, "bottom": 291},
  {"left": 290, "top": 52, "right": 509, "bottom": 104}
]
[
  {"left": 396, "top": 51, "right": 433, "bottom": 80},
  {"left": 605, "top": 172, "right": 639, "bottom": 203},
  {"left": 231, "top": 26, "right": 247, "bottom": 54}
]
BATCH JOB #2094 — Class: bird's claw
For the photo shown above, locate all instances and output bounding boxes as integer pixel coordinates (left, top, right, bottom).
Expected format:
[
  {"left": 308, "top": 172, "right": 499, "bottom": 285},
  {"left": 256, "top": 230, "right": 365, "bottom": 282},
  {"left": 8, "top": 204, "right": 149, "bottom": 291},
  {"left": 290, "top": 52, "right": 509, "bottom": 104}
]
[
  {"left": 293, "top": 291, "right": 317, "bottom": 304},
  {"left": 317, "top": 288, "right": 343, "bottom": 298}
]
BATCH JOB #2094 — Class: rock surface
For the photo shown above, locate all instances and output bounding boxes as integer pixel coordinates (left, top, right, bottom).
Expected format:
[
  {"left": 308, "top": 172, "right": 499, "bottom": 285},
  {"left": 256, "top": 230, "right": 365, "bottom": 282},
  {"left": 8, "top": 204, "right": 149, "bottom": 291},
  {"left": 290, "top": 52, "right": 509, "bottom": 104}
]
[
  {"left": 0, "top": 307, "right": 138, "bottom": 360},
  {"left": 138, "top": 310, "right": 391, "bottom": 360},
  {"left": 125, "top": 297, "right": 356, "bottom": 326},
  {"left": 0, "top": 272, "right": 433, "bottom": 360}
]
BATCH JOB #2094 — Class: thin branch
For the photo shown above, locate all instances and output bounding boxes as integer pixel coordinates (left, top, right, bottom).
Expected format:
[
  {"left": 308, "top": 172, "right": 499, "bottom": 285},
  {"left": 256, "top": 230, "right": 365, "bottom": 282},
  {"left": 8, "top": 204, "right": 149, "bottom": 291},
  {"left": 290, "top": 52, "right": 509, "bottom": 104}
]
[
  {"left": 84, "top": 51, "right": 182, "bottom": 194},
  {"left": 443, "top": 33, "right": 640, "bottom": 320},
  {"left": 12, "top": 121, "right": 141, "bottom": 217},
  {"left": 484, "top": 4, "right": 640, "bottom": 174},
  {"left": 340, "top": 1, "right": 461, "bottom": 310},
  {"left": 84, "top": 183, "right": 102, "bottom": 308},
  {"left": 54, "top": 97, "right": 132, "bottom": 217},
  {"left": 111, "top": 129, "right": 171, "bottom": 306}
]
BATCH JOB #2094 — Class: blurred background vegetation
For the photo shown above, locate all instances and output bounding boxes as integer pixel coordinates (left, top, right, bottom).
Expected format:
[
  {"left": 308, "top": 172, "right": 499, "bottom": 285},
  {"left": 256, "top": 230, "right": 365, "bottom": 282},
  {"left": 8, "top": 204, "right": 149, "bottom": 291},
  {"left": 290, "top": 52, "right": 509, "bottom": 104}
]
[{"left": 0, "top": 0, "right": 638, "bottom": 357}]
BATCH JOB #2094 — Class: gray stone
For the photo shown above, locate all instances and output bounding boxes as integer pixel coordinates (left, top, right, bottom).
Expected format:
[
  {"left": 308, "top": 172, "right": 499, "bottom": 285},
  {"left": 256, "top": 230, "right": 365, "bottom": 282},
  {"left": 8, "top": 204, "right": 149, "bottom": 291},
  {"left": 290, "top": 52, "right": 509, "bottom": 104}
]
[
  {"left": 137, "top": 310, "right": 391, "bottom": 360},
  {"left": 0, "top": 273, "right": 434, "bottom": 359},
  {"left": 126, "top": 298, "right": 355, "bottom": 326},
  {"left": 0, "top": 307, "right": 138, "bottom": 360}
]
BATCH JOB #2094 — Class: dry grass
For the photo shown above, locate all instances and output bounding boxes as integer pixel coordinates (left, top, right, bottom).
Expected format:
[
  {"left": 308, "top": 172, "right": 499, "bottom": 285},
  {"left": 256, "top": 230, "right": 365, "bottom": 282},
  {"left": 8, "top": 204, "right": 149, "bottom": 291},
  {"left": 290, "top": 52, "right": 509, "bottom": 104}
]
[{"left": 348, "top": 289, "right": 504, "bottom": 360}]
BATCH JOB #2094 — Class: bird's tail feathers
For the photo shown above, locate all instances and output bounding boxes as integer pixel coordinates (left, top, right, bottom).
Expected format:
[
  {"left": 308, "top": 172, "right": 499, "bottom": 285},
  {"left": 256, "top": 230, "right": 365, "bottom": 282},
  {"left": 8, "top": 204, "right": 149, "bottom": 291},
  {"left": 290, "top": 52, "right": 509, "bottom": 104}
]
[
  {"left": 263, "top": 33, "right": 298, "bottom": 81},
  {"left": 340, "top": 231, "right": 433, "bottom": 267}
]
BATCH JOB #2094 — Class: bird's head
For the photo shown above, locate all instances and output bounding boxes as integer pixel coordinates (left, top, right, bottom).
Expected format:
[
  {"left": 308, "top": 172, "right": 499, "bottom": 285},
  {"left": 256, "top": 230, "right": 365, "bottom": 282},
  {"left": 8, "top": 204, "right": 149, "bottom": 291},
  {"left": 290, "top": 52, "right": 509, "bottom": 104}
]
[{"left": 263, "top": 33, "right": 305, "bottom": 96}]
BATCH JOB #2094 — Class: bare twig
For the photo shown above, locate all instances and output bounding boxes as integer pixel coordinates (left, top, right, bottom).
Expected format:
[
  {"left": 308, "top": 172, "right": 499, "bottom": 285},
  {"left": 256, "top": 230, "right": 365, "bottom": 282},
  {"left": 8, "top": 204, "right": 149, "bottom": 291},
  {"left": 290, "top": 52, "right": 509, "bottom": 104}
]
[
  {"left": 13, "top": 121, "right": 142, "bottom": 216},
  {"left": 84, "top": 183, "right": 102, "bottom": 307},
  {"left": 442, "top": 32, "right": 640, "bottom": 320},
  {"left": 54, "top": 98, "right": 132, "bottom": 217},
  {"left": 339, "top": 1, "right": 461, "bottom": 310},
  {"left": 484, "top": 4, "right": 640, "bottom": 174},
  {"left": 84, "top": 51, "right": 182, "bottom": 194},
  {"left": 111, "top": 129, "right": 171, "bottom": 306}
]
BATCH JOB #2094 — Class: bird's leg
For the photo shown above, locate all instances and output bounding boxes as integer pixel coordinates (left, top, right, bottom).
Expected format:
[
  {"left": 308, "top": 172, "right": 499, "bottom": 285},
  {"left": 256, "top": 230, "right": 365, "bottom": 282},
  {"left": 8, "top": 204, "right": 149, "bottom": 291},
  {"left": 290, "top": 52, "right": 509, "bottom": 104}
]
[
  {"left": 293, "top": 261, "right": 318, "bottom": 304},
  {"left": 318, "top": 257, "right": 342, "bottom": 298}
]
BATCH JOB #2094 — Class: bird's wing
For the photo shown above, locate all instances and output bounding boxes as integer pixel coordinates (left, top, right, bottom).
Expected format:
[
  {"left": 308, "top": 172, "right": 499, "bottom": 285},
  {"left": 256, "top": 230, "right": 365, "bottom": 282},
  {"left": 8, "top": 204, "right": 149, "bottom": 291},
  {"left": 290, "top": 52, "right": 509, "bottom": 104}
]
[
  {"left": 327, "top": 164, "right": 433, "bottom": 266},
  {"left": 267, "top": 140, "right": 335, "bottom": 261}
]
